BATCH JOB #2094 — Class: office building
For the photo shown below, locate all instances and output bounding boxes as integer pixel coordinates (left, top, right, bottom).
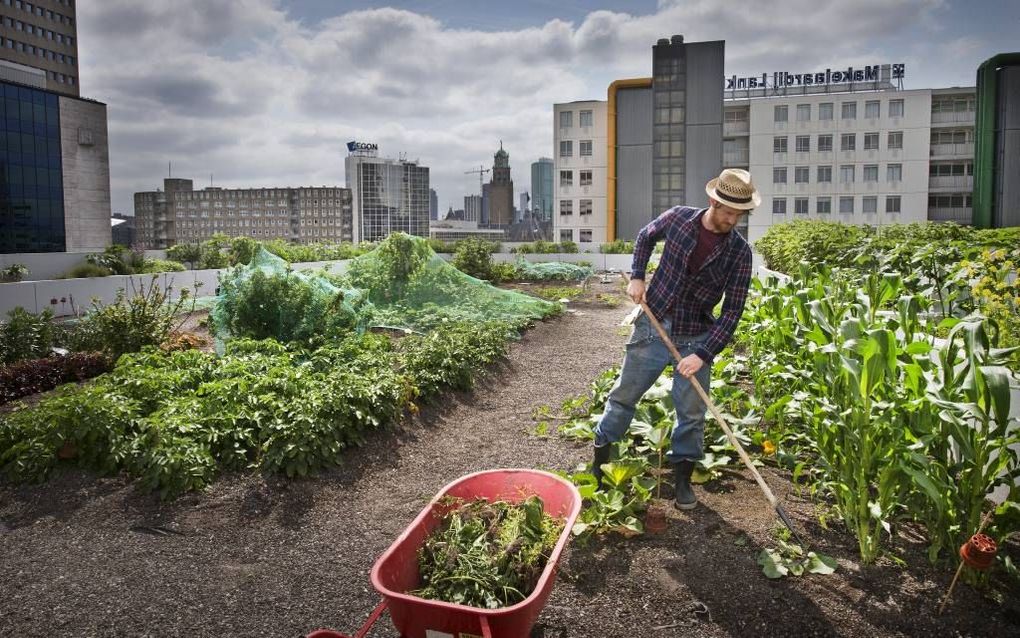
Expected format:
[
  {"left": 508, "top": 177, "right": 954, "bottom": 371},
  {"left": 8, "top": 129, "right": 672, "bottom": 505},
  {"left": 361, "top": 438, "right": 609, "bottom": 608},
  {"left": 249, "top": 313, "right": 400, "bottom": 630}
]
[
  {"left": 0, "top": 80, "right": 109, "bottom": 253},
  {"left": 0, "top": 0, "right": 79, "bottom": 97},
  {"left": 344, "top": 143, "right": 429, "bottom": 243},
  {"left": 553, "top": 100, "right": 607, "bottom": 244},
  {"left": 530, "top": 157, "right": 553, "bottom": 221},
  {"left": 464, "top": 194, "right": 482, "bottom": 222},
  {"left": 134, "top": 178, "right": 352, "bottom": 249},
  {"left": 111, "top": 213, "right": 134, "bottom": 247},
  {"left": 429, "top": 187, "right": 438, "bottom": 221},
  {"left": 519, "top": 192, "right": 530, "bottom": 222},
  {"left": 486, "top": 143, "right": 513, "bottom": 227}
]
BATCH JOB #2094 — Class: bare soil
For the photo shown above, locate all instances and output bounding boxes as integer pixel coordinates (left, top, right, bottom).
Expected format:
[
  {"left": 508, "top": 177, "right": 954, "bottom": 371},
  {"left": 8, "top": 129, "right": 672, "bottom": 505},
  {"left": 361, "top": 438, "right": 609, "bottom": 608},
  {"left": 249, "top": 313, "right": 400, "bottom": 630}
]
[{"left": 1, "top": 280, "right": 1018, "bottom": 637}]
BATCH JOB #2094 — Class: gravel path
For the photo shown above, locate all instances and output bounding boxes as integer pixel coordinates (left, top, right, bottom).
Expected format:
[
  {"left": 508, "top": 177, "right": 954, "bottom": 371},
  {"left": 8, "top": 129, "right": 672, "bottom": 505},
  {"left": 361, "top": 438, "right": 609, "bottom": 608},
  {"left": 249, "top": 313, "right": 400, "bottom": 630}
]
[{"left": 1, "top": 290, "right": 1017, "bottom": 637}]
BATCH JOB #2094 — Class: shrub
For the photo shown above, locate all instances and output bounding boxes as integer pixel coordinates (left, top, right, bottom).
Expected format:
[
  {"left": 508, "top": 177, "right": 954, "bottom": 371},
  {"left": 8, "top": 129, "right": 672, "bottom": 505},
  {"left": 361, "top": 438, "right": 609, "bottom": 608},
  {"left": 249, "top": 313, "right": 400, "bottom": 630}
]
[
  {"left": 599, "top": 239, "right": 634, "bottom": 254},
  {"left": 166, "top": 243, "right": 203, "bottom": 269},
  {"left": 399, "top": 321, "right": 514, "bottom": 397},
  {"left": 1, "top": 263, "right": 28, "bottom": 282},
  {"left": 68, "top": 277, "right": 196, "bottom": 360},
  {"left": 0, "top": 307, "right": 55, "bottom": 365},
  {"left": 140, "top": 259, "right": 186, "bottom": 273},
  {"left": 215, "top": 262, "right": 365, "bottom": 344},
  {"left": 0, "top": 352, "right": 111, "bottom": 404},
  {"left": 490, "top": 262, "right": 519, "bottom": 282},
  {"left": 452, "top": 238, "right": 496, "bottom": 281},
  {"left": 63, "top": 262, "right": 113, "bottom": 279},
  {"left": 755, "top": 220, "right": 870, "bottom": 273}
]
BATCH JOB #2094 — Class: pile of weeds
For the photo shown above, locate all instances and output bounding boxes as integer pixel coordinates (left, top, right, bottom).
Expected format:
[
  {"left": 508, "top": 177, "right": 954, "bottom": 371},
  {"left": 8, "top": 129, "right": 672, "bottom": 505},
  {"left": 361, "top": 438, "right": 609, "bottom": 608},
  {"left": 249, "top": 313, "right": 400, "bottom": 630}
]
[{"left": 414, "top": 496, "right": 563, "bottom": 608}]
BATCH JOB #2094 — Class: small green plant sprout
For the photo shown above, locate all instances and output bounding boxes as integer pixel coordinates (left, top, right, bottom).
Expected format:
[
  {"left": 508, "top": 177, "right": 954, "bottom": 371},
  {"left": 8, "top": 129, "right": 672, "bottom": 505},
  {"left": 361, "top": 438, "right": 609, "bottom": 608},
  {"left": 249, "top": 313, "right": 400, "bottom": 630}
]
[
  {"left": 531, "top": 421, "right": 551, "bottom": 438},
  {"left": 757, "top": 539, "right": 838, "bottom": 579}
]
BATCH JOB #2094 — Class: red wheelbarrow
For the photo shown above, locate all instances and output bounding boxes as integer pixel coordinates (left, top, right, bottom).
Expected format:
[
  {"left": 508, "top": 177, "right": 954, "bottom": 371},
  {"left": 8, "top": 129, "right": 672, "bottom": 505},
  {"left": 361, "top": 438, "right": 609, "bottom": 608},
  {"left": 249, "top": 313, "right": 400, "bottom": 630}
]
[{"left": 307, "top": 469, "right": 582, "bottom": 638}]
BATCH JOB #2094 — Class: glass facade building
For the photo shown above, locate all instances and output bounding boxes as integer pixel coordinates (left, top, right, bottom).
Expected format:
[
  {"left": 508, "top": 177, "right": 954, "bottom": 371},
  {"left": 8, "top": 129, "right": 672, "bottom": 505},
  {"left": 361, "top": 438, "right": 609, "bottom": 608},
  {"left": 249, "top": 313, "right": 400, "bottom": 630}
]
[
  {"left": 530, "top": 157, "right": 553, "bottom": 221},
  {"left": 346, "top": 154, "right": 430, "bottom": 243},
  {"left": 0, "top": 81, "right": 64, "bottom": 252}
]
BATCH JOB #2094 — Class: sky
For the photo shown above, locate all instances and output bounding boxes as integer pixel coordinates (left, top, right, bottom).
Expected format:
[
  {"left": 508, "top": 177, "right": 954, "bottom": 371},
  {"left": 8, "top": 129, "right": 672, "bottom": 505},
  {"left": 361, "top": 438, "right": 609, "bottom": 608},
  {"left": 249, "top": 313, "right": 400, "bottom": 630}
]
[{"left": 75, "top": 0, "right": 1020, "bottom": 217}]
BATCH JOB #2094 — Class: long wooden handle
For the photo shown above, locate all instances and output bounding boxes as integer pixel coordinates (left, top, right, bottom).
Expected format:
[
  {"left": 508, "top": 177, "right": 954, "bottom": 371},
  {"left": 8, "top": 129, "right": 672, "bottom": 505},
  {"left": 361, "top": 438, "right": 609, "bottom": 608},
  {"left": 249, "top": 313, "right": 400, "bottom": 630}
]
[{"left": 637, "top": 299, "right": 779, "bottom": 508}]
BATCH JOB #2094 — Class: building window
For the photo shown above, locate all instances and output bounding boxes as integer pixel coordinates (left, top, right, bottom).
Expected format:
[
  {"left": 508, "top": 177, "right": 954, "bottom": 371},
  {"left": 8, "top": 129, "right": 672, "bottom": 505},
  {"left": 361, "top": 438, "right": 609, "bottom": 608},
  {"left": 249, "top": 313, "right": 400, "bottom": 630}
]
[
  {"left": 818, "top": 102, "right": 833, "bottom": 120},
  {"left": 888, "top": 131, "right": 903, "bottom": 149},
  {"left": 817, "top": 197, "right": 831, "bottom": 214},
  {"left": 841, "top": 102, "right": 857, "bottom": 119},
  {"left": 773, "top": 167, "right": 787, "bottom": 184},
  {"left": 559, "top": 140, "right": 572, "bottom": 157},
  {"left": 863, "top": 165, "right": 879, "bottom": 182},
  {"left": 839, "top": 196, "right": 854, "bottom": 214},
  {"left": 841, "top": 133, "right": 856, "bottom": 151},
  {"left": 794, "top": 166, "right": 810, "bottom": 184},
  {"left": 817, "top": 165, "right": 832, "bottom": 182},
  {"left": 865, "top": 100, "right": 880, "bottom": 119},
  {"left": 886, "top": 195, "right": 901, "bottom": 213},
  {"left": 889, "top": 99, "right": 905, "bottom": 117},
  {"left": 773, "top": 198, "right": 787, "bottom": 214},
  {"left": 579, "top": 140, "right": 593, "bottom": 157},
  {"left": 818, "top": 135, "right": 833, "bottom": 152},
  {"left": 887, "top": 163, "right": 902, "bottom": 182},
  {"left": 794, "top": 198, "right": 809, "bottom": 214},
  {"left": 579, "top": 199, "right": 592, "bottom": 215},
  {"left": 864, "top": 132, "right": 879, "bottom": 150},
  {"left": 796, "top": 104, "right": 810, "bottom": 121},
  {"left": 580, "top": 170, "right": 592, "bottom": 186},
  {"left": 774, "top": 105, "right": 788, "bottom": 122},
  {"left": 795, "top": 136, "right": 810, "bottom": 152},
  {"left": 773, "top": 136, "right": 788, "bottom": 153},
  {"left": 559, "top": 200, "right": 573, "bottom": 215},
  {"left": 579, "top": 110, "right": 593, "bottom": 127},
  {"left": 560, "top": 229, "right": 573, "bottom": 242},
  {"left": 560, "top": 170, "right": 572, "bottom": 186},
  {"left": 863, "top": 196, "right": 878, "bottom": 214},
  {"left": 559, "top": 111, "right": 572, "bottom": 128},
  {"left": 840, "top": 165, "right": 855, "bottom": 183},
  {"left": 580, "top": 229, "right": 593, "bottom": 242}
]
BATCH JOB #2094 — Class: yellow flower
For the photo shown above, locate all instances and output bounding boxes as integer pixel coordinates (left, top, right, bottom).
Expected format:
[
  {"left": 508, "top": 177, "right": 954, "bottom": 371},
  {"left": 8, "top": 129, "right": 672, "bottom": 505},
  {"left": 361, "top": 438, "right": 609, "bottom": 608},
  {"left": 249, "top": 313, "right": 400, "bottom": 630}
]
[{"left": 763, "top": 440, "right": 777, "bottom": 456}]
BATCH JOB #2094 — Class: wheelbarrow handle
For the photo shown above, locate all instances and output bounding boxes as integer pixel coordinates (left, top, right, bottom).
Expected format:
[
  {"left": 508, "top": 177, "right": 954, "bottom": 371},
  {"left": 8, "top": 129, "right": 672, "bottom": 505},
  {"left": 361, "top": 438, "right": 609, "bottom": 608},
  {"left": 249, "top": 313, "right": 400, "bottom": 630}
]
[
  {"left": 306, "top": 600, "right": 494, "bottom": 638},
  {"left": 306, "top": 600, "right": 388, "bottom": 638}
]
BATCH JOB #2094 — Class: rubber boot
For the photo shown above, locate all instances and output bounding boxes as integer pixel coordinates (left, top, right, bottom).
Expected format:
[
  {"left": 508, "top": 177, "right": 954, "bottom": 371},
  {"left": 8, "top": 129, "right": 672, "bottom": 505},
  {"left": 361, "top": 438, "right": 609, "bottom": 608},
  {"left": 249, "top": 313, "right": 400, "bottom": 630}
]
[
  {"left": 674, "top": 460, "right": 697, "bottom": 510},
  {"left": 592, "top": 445, "right": 612, "bottom": 490}
]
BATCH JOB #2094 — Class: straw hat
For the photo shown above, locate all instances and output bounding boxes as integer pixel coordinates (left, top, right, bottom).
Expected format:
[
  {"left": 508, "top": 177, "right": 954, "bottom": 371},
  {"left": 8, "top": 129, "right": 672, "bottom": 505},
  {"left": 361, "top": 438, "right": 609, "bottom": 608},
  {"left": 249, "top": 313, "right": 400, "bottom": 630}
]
[{"left": 705, "top": 168, "right": 761, "bottom": 211}]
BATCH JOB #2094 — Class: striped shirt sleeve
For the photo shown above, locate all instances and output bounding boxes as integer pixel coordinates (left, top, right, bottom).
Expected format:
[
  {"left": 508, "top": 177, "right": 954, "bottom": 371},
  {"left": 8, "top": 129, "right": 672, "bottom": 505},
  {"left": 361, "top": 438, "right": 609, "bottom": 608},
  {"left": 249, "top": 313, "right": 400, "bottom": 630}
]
[{"left": 631, "top": 206, "right": 682, "bottom": 280}]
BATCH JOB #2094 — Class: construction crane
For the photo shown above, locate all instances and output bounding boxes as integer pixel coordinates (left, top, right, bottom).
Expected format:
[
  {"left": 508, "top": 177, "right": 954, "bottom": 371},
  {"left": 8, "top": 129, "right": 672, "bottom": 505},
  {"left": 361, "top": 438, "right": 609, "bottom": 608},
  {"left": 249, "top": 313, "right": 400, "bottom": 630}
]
[{"left": 464, "top": 165, "right": 491, "bottom": 195}]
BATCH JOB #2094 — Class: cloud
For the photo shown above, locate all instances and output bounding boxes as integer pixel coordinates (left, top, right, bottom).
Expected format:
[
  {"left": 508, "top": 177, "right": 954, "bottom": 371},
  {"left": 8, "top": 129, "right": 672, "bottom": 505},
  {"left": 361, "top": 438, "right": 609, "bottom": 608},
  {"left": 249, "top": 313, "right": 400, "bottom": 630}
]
[{"left": 76, "top": 0, "right": 982, "bottom": 218}]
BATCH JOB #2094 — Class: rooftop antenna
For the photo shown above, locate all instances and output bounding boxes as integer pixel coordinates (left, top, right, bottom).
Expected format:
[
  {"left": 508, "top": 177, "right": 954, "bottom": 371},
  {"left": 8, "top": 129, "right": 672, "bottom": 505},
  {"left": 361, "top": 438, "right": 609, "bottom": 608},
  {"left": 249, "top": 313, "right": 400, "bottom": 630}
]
[{"left": 168, "top": 161, "right": 172, "bottom": 178}]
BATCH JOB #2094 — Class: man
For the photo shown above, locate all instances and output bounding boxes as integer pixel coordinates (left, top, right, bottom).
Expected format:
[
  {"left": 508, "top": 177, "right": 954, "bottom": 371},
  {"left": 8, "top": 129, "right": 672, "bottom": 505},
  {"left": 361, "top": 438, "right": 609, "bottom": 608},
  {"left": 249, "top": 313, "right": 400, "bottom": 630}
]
[{"left": 592, "top": 168, "right": 758, "bottom": 510}]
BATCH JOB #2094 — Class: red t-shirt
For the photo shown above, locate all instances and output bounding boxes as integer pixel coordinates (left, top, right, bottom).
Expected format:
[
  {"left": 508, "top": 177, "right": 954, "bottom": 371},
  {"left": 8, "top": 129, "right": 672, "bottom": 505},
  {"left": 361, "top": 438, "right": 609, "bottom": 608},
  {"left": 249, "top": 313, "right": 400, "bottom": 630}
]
[{"left": 687, "top": 219, "right": 726, "bottom": 274}]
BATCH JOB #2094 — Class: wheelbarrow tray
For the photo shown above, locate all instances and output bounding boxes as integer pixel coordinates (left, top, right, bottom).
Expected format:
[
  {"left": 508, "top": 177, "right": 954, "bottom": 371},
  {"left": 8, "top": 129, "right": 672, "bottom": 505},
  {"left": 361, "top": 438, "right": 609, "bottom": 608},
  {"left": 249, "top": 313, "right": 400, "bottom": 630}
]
[{"left": 371, "top": 468, "right": 582, "bottom": 638}]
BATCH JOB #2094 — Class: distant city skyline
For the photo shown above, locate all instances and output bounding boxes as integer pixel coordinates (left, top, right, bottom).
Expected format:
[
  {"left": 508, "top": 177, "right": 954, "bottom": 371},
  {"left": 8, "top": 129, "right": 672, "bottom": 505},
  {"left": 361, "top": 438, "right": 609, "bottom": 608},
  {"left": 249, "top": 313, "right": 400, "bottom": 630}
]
[{"left": 75, "top": 1, "right": 1019, "bottom": 219}]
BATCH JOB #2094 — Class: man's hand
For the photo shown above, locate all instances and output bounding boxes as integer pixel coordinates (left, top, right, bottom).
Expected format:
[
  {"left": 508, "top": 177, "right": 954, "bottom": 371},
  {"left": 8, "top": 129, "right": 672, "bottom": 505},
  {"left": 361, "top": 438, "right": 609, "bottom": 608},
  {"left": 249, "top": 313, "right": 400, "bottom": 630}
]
[
  {"left": 627, "top": 278, "right": 645, "bottom": 304},
  {"left": 676, "top": 353, "right": 704, "bottom": 378}
]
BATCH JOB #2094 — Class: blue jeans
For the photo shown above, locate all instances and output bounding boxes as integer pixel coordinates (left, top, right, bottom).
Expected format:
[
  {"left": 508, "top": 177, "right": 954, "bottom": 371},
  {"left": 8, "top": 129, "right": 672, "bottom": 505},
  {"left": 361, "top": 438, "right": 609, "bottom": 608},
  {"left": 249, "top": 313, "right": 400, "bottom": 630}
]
[{"left": 594, "top": 311, "right": 711, "bottom": 463}]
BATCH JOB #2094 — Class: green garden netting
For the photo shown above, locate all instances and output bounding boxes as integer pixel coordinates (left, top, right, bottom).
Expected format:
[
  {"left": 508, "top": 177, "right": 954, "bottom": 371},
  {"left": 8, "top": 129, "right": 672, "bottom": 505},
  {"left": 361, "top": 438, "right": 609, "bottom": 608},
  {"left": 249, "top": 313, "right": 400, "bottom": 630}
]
[
  {"left": 334, "top": 233, "right": 559, "bottom": 332},
  {"left": 212, "top": 234, "right": 559, "bottom": 343},
  {"left": 212, "top": 246, "right": 371, "bottom": 345},
  {"left": 514, "top": 259, "right": 593, "bottom": 282}
]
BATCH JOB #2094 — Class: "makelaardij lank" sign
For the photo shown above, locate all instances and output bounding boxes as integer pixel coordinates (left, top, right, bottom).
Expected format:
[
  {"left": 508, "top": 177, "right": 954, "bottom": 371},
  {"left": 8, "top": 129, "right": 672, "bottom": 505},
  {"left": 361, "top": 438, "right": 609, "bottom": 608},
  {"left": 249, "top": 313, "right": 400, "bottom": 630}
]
[{"left": 726, "top": 64, "right": 905, "bottom": 90}]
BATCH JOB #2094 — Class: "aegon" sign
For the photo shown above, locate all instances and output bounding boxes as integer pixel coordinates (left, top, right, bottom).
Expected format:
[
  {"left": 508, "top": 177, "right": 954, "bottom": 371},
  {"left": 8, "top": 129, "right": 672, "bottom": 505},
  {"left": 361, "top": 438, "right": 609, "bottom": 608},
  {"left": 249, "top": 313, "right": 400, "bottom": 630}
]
[
  {"left": 346, "top": 141, "right": 378, "bottom": 152},
  {"left": 726, "top": 64, "right": 905, "bottom": 90}
]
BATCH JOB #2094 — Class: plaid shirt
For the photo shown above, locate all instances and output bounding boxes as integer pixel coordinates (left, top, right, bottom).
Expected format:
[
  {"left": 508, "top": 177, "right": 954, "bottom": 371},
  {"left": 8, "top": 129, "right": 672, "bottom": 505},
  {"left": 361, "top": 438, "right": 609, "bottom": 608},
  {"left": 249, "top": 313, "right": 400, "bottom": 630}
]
[{"left": 631, "top": 206, "right": 753, "bottom": 364}]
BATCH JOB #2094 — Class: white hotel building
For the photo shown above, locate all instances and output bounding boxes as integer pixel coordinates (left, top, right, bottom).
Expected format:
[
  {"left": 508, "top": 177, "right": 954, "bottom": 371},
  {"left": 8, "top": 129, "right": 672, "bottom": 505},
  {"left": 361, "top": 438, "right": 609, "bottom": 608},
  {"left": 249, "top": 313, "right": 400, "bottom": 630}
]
[
  {"left": 725, "top": 87, "right": 975, "bottom": 243},
  {"left": 553, "top": 57, "right": 976, "bottom": 247},
  {"left": 552, "top": 100, "right": 608, "bottom": 246}
]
